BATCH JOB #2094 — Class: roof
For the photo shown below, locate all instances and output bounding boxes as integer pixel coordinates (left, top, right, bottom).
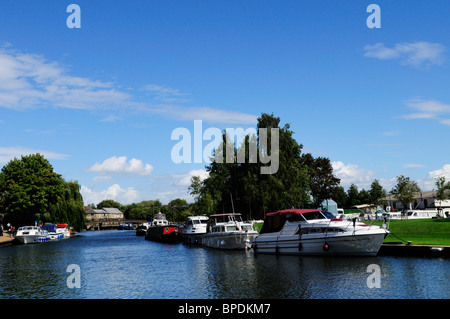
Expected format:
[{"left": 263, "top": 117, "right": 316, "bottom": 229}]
[
  {"left": 266, "top": 209, "right": 321, "bottom": 217},
  {"left": 86, "top": 208, "right": 124, "bottom": 214}
]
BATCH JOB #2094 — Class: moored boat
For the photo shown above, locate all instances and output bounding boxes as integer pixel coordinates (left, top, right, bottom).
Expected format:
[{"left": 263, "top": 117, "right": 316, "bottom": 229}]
[
  {"left": 145, "top": 213, "right": 181, "bottom": 243},
  {"left": 42, "top": 224, "right": 64, "bottom": 240},
  {"left": 182, "top": 216, "right": 209, "bottom": 244},
  {"left": 14, "top": 226, "right": 51, "bottom": 244},
  {"left": 252, "top": 209, "right": 390, "bottom": 256},
  {"left": 202, "top": 213, "right": 258, "bottom": 250},
  {"left": 56, "top": 224, "right": 71, "bottom": 238},
  {"left": 136, "top": 222, "right": 149, "bottom": 236}
]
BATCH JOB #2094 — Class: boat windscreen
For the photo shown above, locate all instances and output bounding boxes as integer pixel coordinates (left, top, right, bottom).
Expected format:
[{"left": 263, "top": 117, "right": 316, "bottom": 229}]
[{"left": 302, "top": 211, "right": 327, "bottom": 220}]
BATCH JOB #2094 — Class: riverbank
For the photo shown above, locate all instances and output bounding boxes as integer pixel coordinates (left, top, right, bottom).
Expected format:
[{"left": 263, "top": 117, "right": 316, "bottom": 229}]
[
  {"left": 368, "top": 218, "right": 450, "bottom": 245},
  {"left": 0, "top": 233, "right": 14, "bottom": 247}
]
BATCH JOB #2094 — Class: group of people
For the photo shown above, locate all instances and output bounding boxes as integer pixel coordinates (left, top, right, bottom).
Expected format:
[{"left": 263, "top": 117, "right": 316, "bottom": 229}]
[{"left": 0, "top": 223, "right": 14, "bottom": 237}]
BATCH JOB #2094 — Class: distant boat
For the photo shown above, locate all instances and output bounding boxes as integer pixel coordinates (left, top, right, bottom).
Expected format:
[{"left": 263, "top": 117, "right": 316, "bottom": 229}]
[
  {"left": 182, "top": 216, "right": 209, "bottom": 244},
  {"left": 145, "top": 213, "right": 181, "bottom": 243},
  {"left": 202, "top": 213, "right": 258, "bottom": 250},
  {"left": 118, "top": 222, "right": 134, "bottom": 230},
  {"left": 136, "top": 223, "right": 149, "bottom": 236},
  {"left": 252, "top": 209, "right": 389, "bottom": 256},
  {"left": 15, "top": 226, "right": 51, "bottom": 244}
]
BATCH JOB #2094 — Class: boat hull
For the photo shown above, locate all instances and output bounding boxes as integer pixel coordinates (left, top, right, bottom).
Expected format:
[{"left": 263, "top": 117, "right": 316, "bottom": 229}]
[
  {"left": 15, "top": 234, "right": 51, "bottom": 245},
  {"left": 145, "top": 225, "right": 182, "bottom": 243},
  {"left": 202, "top": 232, "right": 258, "bottom": 250},
  {"left": 253, "top": 233, "right": 387, "bottom": 256}
]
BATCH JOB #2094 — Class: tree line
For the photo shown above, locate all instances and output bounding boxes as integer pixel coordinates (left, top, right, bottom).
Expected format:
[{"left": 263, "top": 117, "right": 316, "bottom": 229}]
[{"left": 0, "top": 154, "right": 86, "bottom": 231}]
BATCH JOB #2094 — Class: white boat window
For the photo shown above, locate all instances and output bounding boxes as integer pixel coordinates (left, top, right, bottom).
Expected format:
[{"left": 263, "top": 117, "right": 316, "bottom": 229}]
[
  {"left": 226, "top": 226, "right": 238, "bottom": 232},
  {"left": 241, "top": 225, "right": 252, "bottom": 231}
]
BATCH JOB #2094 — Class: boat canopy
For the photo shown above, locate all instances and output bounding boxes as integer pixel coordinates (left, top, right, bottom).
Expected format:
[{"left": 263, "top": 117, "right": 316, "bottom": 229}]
[
  {"left": 260, "top": 209, "right": 326, "bottom": 234},
  {"left": 42, "top": 224, "right": 58, "bottom": 232}
]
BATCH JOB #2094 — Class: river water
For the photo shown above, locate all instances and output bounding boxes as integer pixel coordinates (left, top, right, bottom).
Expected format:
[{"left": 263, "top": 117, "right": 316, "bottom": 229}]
[{"left": 0, "top": 230, "right": 448, "bottom": 299}]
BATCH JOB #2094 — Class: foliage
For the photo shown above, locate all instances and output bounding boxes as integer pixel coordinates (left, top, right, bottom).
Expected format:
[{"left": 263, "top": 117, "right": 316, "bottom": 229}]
[
  {"left": 300, "top": 153, "right": 340, "bottom": 207},
  {"left": 0, "top": 154, "right": 85, "bottom": 231},
  {"left": 97, "top": 199, "right": 122, "bottom": 210},
  {"left": 188, "top": 113, "right": 343, "bottom": 219},
  {"left": 390, "top": 175, "right": 421, "bottom": 210},
  {"left": 331, "top": 180, "right": 387, "bottom": 209}
]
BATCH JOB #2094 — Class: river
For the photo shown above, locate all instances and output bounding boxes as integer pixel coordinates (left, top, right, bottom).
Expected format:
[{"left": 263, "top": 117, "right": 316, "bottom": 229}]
[{"left": 0, "top": 230, "right": 448, "bottom": 299}]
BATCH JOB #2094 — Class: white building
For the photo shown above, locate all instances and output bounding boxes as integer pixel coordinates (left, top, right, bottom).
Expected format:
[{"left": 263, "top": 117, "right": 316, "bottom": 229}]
[{"left": 384, "top": 190, "right": 450, "bottom": 217}]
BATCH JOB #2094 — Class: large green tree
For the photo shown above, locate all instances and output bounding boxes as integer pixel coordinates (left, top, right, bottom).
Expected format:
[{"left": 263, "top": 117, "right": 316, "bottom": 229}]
[
  {"left": 190, "top": 113, "right": 311, "bottom": 219},
  {"left": 300, "top": 153, "right": 340, "bottom": 207},
  {"left": 0, "top": 154, "right": 85, "bottom": 230},
  {"left": 390, "top": 175, "right": 421, "bottom": 211}
]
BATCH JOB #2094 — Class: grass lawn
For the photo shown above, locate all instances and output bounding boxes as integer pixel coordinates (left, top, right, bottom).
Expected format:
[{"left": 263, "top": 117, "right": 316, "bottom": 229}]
[{"left": 368, "top": 218, "right": 450, "bottom": 246}]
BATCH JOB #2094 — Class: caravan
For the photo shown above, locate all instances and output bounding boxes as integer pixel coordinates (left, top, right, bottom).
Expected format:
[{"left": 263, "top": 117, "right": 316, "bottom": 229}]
[{"left": 406, "top": 210, "right": 438, "bottom": 219}]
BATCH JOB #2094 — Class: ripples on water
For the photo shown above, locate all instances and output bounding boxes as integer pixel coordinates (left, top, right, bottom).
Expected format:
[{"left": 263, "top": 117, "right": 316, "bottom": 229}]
[{"left": 0, "top": 230, "right": 449, "bottom": 299}]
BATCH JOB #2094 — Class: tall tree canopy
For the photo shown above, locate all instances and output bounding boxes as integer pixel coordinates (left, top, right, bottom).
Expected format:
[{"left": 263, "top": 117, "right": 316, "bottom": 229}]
[
  {"left": 0, "top": 153, "right": 85, "bottom": 230},
  {"left": 300, "top": 153, "right": 340, "bottom": 207},
  {"left": 190, "top": 113, "right": 314, "bottom": 219},
  {"left": 390, "top": 175, "right": 421, "bottom": 211}
]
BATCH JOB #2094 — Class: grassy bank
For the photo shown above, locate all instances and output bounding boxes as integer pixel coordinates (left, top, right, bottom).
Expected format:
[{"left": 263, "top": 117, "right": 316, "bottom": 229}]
[{"left": 369, "top": 218, "right": 450, "bottom": 246}]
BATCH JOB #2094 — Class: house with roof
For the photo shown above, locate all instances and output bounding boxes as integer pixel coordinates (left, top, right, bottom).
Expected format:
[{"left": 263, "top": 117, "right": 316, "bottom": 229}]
[{"left": 85, "top": 207, "right": 124, "bottom": 221}]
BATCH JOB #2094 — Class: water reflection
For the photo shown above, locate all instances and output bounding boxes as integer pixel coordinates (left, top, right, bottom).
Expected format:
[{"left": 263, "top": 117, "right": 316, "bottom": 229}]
[{"left": 0, "top": 230, "right": 448, "bottom": 299}]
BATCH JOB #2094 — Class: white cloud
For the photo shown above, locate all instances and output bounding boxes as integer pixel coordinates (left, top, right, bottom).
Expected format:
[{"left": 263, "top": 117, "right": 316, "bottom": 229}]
[
  {"left": 364, "top": 41, "right": 445, "bottom": 68},
  {"left": 416, "top": 164, "right": 450, "bottom": 190},
  {"left": 0, "top": 146, "right": 69, "bottom": 164},
  {"left": 148, "top": 104, "right": 258, "bottom": 125},
  {"left": 80, "top": 184, "right": 139, "bottom": 205},
  {"left": 173, "top": 169, "right": 210, "bottom": 187},
  {"left": 0, "top": 47, "right": 258, "bottom": 125},
  {"left": 88, "top": 156, "right": 154, "bottom": 176},
  {"left": 332, "top": 161, "right": 375, "bottom": 189},
  {"left": 400, "top": 98, "right": 450, "bottom": 125},
  {"left": 0, "top": 48, "right": 133, "bottom": 110}
]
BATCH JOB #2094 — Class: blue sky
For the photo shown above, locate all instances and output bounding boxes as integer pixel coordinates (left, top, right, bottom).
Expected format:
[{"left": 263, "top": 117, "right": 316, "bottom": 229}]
[{"left": 1, "top": 0, "right": 450, "bottom": 205}]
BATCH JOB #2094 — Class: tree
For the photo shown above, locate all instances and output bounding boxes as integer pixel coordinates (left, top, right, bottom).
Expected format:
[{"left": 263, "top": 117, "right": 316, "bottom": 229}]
[
  {"left": 369, "top": 179, "right": 386, "bottom": 208},
  {"left": 390, "top": 175, "right": 421, "bottom": 212},
  {"left": 191, "top": 113, "right": 311, "bottom": 219},
  {"left": 346, "top": 184, "right": 360, "bottom": 207},
  {"left": 435, "top": 176, "right": 450, "bottom": 217},
  {"left": 300, "top": 153, "right": 340, "bottom": 208},
  {"left": 0, "top": 154, "right": 85, "bottom": 230},
  {"left": 97, "top": 199, "right": 122, "bottom": 210}
]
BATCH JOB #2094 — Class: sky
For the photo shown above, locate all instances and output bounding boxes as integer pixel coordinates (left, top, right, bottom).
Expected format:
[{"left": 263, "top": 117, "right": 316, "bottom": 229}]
[{"left": 1, "top": 0, "right": 450, "bottom": 205}]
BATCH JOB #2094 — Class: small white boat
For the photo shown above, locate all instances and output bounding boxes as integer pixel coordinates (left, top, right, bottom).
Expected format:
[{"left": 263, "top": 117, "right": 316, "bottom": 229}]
[
  {"left": 15, "top": 226, "right": 51, "bottom": 244},
  {"left": 252, "top": 209, "right": 390, "bottom": 256},
  {"left": 56, "top": 224, "right": 71, "bottom": 238},
  {"left": 151, "top": 212, "right": 169, "bottom": 226},
  {"left": 182, "top": 216, "right": 209, "bottom": 244},
  {"left": 202, "top": 213, "right": 258, "bottom": 250}
]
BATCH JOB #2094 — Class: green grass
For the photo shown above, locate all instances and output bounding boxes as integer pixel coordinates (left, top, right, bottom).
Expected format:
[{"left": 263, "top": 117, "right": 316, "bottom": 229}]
[{"left": 367, "top": 218, "right": 450, "bottom": 246}]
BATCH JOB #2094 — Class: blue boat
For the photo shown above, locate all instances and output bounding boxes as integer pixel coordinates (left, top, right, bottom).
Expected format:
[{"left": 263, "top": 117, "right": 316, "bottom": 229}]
[{"left": 41, "top": 224, "right": 65, "bottom": 240}]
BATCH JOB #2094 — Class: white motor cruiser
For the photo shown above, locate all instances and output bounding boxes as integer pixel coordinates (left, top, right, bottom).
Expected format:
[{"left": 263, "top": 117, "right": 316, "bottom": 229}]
[
  {"left": 202, "top": 213, "right": 258, "bottom": 250},
  {"left": 252, "top": 209, "right": 390, "bottom": 256},
  {"left": 182, "top": 216, "right": 209, "bottom": 244},
  {"left": 15, "top": 226, "right": 51, "bottom": 244}
]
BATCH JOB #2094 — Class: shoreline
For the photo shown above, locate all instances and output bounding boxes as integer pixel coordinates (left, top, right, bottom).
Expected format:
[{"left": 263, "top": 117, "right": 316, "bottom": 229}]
[
  {"left": 2, "top": 231, "right": 448, "bottom": 257},
  {"left": 0, "top": 233, "right": 14, "bottom": 247}
]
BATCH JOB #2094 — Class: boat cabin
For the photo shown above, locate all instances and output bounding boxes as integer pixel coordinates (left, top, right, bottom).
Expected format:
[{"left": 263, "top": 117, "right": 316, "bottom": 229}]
[{"left": 260, "top": 209, "right": 327, "bottom": 234}]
